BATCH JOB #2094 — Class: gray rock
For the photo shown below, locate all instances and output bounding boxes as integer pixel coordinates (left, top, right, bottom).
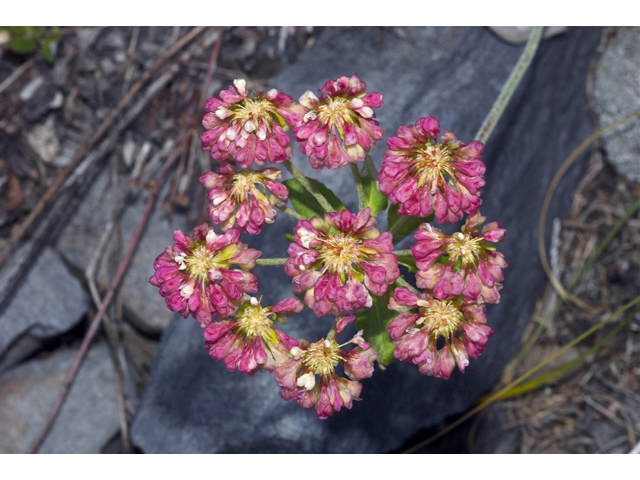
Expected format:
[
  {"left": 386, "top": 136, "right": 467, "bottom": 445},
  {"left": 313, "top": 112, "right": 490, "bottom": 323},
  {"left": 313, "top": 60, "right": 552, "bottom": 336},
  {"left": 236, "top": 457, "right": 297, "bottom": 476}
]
[
  {"left": 0, "top": 342, "right": 122, "bottom": 453},
  {"left": 593, "top": 27, "right": 640, "bottom": 183},
  {"left": 54, "top": 163, "right": 191, "bottom": 334},
  {"left": 22, "top": 88, "right": 60, "bottom": 124},
  {"left": 131, "top": 26, "right": 600, "bottom": 453},
  {"left": 0, "top": 247, "right": 89, "bottom": 369}
]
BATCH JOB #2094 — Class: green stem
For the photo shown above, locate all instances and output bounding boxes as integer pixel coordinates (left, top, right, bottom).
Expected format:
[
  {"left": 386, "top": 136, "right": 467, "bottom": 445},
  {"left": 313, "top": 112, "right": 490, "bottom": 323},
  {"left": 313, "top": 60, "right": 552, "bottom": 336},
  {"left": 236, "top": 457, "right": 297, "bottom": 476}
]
[
  {"left": 256, "top": 258, "right": 288, "bottom": 266},
  {"left": 512, "top": 195, "right": 640, "bottom": 370},
  {"left": 497, "top": 306, "right": 640, "bottom": 400},
  {"left": 388, "top": 215, "right": 410, "bottom": 238},
  {"left": 396, "top": 276, "right": 419, "bottom": 295},
  {"left": 283, "top": 160, "right": 333, "bottom": 213},
  {"left": 393, "top": 249, "right": 413, "bottom": 256},
  {"left": 491, "top": 293, "right": 640, "bottom": 401},
  {"left": 475, "top": 26, "right": 544, "bottom": 144},
  {"left": 277, "top": 205, "right": 306, "bottom": 221},
  {"left": 350, "top": 163, "right": 365, "bottom": 211}
]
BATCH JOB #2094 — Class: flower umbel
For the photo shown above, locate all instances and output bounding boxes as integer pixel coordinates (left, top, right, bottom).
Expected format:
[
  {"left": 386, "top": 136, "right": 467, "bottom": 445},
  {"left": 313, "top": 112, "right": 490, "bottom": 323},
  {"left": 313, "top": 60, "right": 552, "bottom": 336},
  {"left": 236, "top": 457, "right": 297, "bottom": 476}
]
[
  {"left": 378, "top": 116, "right": 485, "bottom": 223},
  {"left": 274, "top": 328, "right": 378, "bottom": 419},
  {"left": 293, "top": 73, "right": 384, "bottom": 170},
  {"left": 201, "top": 79, "right": 306, "bottom": 169},
  {"left": 149, "top": 224, "right": 261, "bottom": 327},
  {"left": 200, "top": 163, "right": 289, "bottom": 235},
  {"left": 204, "top": 296, "right": 303, "bottom": 375},
  {"left": 285, "top": 208, "right": 400, "bottom": 317},
  {"left": 411, "top": 212, "right": 507, "bottom": 303},
  {"left": 388, "top": 287, "right": 494, "bottom": 379}
]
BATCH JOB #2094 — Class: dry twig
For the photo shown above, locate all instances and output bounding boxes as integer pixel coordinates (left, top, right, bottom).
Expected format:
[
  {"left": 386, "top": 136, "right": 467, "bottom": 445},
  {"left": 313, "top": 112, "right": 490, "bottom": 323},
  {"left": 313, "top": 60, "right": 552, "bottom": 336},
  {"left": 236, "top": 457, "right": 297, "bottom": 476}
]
[
  {"left": 27, "top": 134, "right": 189, "bottom": 454},
  {"left": 0, "top": 58, "right": 34, "bottom": 95},
  {"left": 538, "top": 109, "right": 640, "bottom": 309}
]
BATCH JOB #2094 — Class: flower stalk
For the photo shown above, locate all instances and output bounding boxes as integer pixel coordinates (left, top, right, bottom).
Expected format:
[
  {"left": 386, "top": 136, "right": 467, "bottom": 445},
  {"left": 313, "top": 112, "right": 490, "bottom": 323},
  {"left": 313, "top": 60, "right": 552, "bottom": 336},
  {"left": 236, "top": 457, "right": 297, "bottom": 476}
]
[
  {"left": 350, "top": 163, "right": 366, "bottom": 211},
  {"left": 256, "top": 258, "right": 288, "bottom": 266},
  {"left": 277, "top": 204, "right": 306, "bottom": 221},
  {"left": 475, "top": 26, "right": 544, "bottom": 144}
]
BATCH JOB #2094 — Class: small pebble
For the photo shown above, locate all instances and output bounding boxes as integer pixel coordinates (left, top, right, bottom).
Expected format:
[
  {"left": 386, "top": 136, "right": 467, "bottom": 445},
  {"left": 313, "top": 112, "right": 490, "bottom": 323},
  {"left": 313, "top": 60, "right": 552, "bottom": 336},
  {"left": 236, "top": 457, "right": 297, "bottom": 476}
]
[{"left": 19, "top": 76, "right": 44, "bottom": 102}]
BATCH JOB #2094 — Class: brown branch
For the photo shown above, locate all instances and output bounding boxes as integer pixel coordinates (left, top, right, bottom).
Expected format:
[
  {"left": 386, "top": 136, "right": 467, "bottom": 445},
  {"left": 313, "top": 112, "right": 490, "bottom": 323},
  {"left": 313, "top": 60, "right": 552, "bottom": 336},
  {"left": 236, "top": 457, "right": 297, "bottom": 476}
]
[
  {"left": 0, "top": 58, "right": 34, "bottom": 95},
  {"left": 0, "top": 26, "right": 207, "bottom": 271},
  {"left": 27, "top": 134, "right": 189, "bottom": 454},
  {"left": 86, "top": 213, "right": 132, "bottom": 453},
  {"left": 199, "top": 27, "right": 225, "bottom": 112}
]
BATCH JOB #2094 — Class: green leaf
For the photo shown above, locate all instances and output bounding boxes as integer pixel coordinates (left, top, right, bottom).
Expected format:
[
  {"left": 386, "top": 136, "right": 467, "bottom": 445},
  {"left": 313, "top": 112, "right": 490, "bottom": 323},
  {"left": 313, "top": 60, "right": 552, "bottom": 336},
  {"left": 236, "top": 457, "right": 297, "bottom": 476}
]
[
  {"left": 285, "top": 233, "right": 295, "bottom": 243},
  {"left": 360, "top": 156, "right": 387, "bottom": 217},
  {"left": 283, "top": 177, "right": 345, "bottom": 220},
  {"left": 356, "top": 289, "right": 399, "bottom": 368},
  {"left": 8, "top": 37, "right": 37, "bottom": 54},
  {"left": 41, "top": 41, "right": 54, "bottom": 63},
  {"left": 387, "top": 203, "right": 435, "bottom": 243},
  {"left": 31, "top": 26, "right": 45, "bottom": 38}
]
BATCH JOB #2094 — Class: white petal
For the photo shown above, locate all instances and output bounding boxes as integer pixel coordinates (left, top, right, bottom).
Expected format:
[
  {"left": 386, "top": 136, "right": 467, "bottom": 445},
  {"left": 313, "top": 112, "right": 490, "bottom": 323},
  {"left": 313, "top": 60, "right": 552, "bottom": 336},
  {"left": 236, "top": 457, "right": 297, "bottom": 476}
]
[{"left": 233, "top": 78, "right": 246, "bottom": 96}]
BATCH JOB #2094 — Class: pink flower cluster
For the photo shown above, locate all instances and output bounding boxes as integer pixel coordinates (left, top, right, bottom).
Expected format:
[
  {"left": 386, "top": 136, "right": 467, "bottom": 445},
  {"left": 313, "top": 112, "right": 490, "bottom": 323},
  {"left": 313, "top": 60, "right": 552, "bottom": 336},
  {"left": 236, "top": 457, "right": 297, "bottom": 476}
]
[
  {"left": 294, "top": 74, "right": 384, "bottom": 170},
  {"left": 200, "top": 163, "right": 289, "bottom": 235},
  {"left": 275, "top": 326, "right": 378, "bottom": 419},
  {"left": 148, "top": 72, "right": 510, "bottom": 419},
  {"left": 388, "top": 287, "right": 494, "bottom": 379},
  {"left": 285, "top": 207, "right": 399, "bottom": 317},
  {"left": 378, "top": 116, "right": 485, "bottom": 224},
  {"left": 204, "top": 296, "right": 303, "bottom": 376},
  {"left": 149, "top": 224, "right": 260, "bottom": 327},
  {"left": 411, "top": 212, "right": 507, "bottom": 304},
  {"left": 201, "top": 79, "right": 305, "bottom": 169}
]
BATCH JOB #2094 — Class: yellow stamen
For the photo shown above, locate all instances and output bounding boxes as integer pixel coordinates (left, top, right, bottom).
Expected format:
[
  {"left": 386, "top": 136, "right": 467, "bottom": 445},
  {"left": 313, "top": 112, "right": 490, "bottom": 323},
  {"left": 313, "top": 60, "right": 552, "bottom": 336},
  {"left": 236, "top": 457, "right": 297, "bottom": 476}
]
[
  {"left": 420, "top": 299, "right": 464, "bottom": 338},
  {"left": 303, "top": 339, "right": 342, "bottom": 376},
  {"left": 413, "top": 143, "right": 453, "bottom": 190}
]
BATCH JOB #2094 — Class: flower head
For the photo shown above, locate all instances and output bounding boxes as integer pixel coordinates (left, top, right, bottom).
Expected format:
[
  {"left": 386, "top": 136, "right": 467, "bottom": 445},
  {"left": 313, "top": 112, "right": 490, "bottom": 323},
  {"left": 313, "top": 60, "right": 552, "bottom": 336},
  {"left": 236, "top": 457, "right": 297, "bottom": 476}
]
[
  {"left": 378, "top": 116, "right": 485, "bottom": 223},
  {"left": 293, "top": 74, "right": 384, "bottom": 170},
  {"left": 201, "top": 79, "right": 306, "bottom": 169},
  {"left": 285, "top": 208, "right": 400, "bottom": 317},
  {"left": 388, "top": 287, "right": 494, "bottom": 379},
  {"left": 411, "top": 212, "right": 507, "bottom": 303},
  {"left": 200, "top": 163, "right": 289, "bottom": 235},
  {"left": 204, "top": 296, "right": 303, "bottom": 375},
  {"left": 149, "top": 224, "right": 261, "bottom": 327},
  {"left": 274, "top": 329, "right": 378, "bottom": 419}
]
